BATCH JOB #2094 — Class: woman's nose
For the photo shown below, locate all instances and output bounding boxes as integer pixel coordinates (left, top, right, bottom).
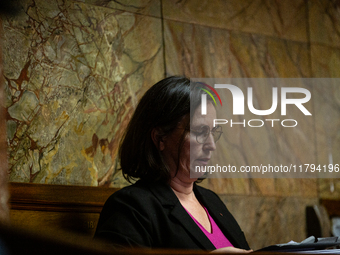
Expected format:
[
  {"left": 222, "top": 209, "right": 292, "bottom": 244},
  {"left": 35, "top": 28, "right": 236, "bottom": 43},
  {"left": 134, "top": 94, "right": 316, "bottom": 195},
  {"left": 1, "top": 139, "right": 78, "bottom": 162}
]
[{"left": 204, "top": 133, "right": 216, "bottom": 151}]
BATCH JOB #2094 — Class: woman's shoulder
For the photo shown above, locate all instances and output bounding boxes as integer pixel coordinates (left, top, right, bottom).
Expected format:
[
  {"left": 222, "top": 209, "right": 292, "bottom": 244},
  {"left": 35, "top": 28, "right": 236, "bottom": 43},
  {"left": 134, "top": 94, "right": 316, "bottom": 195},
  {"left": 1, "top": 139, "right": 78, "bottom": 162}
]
[
  {"left": 106, "top": 180, "right": 153, "bottom": 202},
  {"left": 104, "top": 180, "right": 172, "bottom": 208},
  {"left": 115, "top": 180, "right": 149, "bottom": 193}
]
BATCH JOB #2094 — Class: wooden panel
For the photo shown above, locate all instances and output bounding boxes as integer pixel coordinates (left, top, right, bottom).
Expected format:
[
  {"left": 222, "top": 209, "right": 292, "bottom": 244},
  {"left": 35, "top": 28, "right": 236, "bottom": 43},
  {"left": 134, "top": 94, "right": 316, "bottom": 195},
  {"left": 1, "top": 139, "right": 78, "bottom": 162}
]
[
  {"left": 10, "top": 210, "right": 100, "bottom": 237},
  {"left": 320, "top": 199, "right": 340, "bottom": 218},
  {"left": 8, "top": 182, "right": 119, "bottom": 237},
  {"left": 9, "top": 182, "right": 119, "bottom": 213}
]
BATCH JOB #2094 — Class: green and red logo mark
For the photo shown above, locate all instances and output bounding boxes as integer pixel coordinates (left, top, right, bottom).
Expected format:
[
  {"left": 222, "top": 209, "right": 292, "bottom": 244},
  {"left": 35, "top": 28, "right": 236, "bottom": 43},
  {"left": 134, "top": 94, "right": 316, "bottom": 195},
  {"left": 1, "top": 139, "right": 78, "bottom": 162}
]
[{"left": 198, "top": 82, "right": 222, "bottom": 115}]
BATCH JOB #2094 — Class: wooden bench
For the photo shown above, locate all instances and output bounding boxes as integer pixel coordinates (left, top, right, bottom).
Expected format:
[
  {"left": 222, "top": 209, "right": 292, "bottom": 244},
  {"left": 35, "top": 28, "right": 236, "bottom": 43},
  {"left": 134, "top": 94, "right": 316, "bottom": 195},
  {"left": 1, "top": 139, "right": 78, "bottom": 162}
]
[
  {"left": 9, "top": 182, "right": 119, "bottom": 240},
  {"left": 6, "top": 183, "right": 209, "bottom": 254}
]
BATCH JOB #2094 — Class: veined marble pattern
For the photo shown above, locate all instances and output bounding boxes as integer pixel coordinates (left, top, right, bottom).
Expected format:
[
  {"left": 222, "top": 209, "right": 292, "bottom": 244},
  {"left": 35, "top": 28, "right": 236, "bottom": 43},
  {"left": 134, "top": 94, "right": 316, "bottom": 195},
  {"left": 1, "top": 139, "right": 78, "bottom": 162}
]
[
  {"left": 205, "top": 79, "right": 316, "bottom": 197},
  {"left": 207, "top": 79, "right": 315, "bottom": 172},
  {"left": 0, "top": 17, "right": 10, "bottom": 222},
  {"left": 164, "top": 20, "right": 311, "bottom": 78},
  {"left": 311, "top": 45, "right": 340, "bottom": 199},
  {"left": 309, "top": 0, "right": 340, "bottom": 48},
  {"left": 165, "top": 20, "right": 316, "bottom": 196},
  {"left": 222, "top": 195, "right": 318, "bottom": 250},
  {"left": 3, "top": 0, "right": 164, "bottom": 186},
  {"left": 163, "top": 0, "right": 308, "bottom": 42},
  {"left": 313, "top": 81, "right": 340, "bottom": 199},
  {"left": 206, "top": 178, "right": 318, "bottom": 198},
  {"left": 75, "top": 0, "right": 161, "bottom": 17},
  {"left": 1, "top": 0, "right": 337, "bottom": 249},
  {"left": 311, "top": 45, "right": 340, "bottom": 78},
  {"left": 2, "top": 0, "right": 338, "bottom": 200}
]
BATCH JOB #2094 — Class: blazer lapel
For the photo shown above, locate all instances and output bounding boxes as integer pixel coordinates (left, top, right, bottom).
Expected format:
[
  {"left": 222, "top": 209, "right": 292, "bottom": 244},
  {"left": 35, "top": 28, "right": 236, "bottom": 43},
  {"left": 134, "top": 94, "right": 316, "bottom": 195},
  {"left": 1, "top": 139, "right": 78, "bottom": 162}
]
[
  {"left": 207, "top": 205, "right": 243, "bottom": 247},
  {"left": 170, "top": 202, "right": 216, "bottom": 250},
  {"left": 195, "top": 185, "right": 246, "bottom": 249},
  {"left": 148, "top": 181, "right": 215, "bottom": 250}
]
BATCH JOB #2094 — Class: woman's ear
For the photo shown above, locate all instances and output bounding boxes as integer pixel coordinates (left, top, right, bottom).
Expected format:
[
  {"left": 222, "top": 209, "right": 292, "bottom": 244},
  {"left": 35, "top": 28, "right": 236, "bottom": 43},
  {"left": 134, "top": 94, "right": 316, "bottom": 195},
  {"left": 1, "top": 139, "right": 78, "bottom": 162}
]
[{"left": 151, "top": 128, "right": 165, "bottom": 151}]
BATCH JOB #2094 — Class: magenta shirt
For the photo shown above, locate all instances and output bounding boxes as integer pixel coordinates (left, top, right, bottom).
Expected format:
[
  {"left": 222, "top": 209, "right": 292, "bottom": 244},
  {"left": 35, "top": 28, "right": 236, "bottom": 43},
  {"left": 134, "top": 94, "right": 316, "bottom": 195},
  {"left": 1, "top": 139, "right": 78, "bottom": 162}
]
[{"left": 185, "top": 207, "right": 233, "bottom": 249}]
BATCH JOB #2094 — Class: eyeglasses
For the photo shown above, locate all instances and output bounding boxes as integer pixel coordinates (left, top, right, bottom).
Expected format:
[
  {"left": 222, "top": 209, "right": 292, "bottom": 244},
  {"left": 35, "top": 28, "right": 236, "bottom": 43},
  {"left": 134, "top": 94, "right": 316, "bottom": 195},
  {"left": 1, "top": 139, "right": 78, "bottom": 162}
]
[{"left": 190, "top": 125, "right": 223, "bottom": 144}]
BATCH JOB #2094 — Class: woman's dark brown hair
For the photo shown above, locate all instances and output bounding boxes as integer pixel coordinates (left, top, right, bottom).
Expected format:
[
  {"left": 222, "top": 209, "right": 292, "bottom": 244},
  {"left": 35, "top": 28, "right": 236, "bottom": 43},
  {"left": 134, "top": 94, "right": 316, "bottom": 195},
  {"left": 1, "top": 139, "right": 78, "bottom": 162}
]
[{"left": 119, "top": 76, "right": 212, "bottom": 183}]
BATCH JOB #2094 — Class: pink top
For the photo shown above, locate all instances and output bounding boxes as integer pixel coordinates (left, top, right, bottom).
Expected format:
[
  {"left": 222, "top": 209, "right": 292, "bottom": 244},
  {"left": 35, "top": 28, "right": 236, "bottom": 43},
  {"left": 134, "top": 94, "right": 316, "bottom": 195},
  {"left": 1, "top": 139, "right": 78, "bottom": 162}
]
[{"left": 185, "top": 207, "right": 233, "bottom": 249}]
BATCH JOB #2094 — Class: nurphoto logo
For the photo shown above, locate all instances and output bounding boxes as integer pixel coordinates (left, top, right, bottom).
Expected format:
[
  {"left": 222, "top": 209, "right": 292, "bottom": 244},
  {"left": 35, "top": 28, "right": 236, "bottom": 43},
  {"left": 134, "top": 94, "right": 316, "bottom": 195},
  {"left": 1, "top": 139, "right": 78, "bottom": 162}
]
[
  {"left": 191, "top": 78, "right": 338, "bottom": 179},
  {"left": 198, "top": 80, "right": 312, "bottom": 128}
]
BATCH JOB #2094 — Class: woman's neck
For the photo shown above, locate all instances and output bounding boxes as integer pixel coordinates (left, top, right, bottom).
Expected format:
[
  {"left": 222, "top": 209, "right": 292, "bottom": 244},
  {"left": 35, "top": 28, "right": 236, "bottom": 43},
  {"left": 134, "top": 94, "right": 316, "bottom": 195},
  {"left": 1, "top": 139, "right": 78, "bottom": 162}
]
[{"left": 169, "top": 177, "right": 195, "bottom": 201}]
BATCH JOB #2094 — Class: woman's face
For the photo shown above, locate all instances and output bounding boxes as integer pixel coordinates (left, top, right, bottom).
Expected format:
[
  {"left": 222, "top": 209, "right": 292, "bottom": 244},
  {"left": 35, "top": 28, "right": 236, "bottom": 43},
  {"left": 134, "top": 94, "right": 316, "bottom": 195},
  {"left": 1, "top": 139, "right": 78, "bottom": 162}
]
[{"left": 162, "top": 102, "right": 217, "bottom": 183}]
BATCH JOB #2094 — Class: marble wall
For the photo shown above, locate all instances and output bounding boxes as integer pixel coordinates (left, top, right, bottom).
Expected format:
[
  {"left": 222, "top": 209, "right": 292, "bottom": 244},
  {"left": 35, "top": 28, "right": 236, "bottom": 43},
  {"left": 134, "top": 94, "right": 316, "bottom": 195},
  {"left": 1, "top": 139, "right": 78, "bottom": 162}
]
[
  {"left": 162, "top": 0, "right": 339, "bottom": 249},
  {"left": 0, "top": 18, "right": 9, "bottom": 223},
  {"left": 3, "top": 0, "right": 163, "bottom": 186},
  {"left": 310, "top": 0, "right": 340, "bottom": 200},
  {"left": 1, "top": 0, "right": 340, "bottom": 250}
]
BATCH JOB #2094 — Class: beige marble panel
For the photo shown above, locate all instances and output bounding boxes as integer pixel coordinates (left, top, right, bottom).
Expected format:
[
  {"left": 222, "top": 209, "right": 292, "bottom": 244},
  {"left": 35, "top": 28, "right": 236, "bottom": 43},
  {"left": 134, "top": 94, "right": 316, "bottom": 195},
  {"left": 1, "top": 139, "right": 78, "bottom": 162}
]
[
  {"left": 211, "top": 82, "right": 317, "bottom": 195},
  {"left": 3, "top": 0, "right": 164, "bottom": 186},
  {"left": 311, "top": 44, "right": 340, "bottom": 77},
  {"left": 164, "top": 20, "right": 311, "bottom": 78},
  {"left": 163, "top": 0, "right": 308, "bottom": 42},
  {"left": 311, "top": 45, "right": 340, "bottom": 198},
  {"left": 75, "top": 0, "right": 161, "bottom": 17},
  {"left": 313, "top": 83, "right": 340, "bottom": 199},
  {"left": 319, "top": 179, "right": 340, "bottom": 200},
  {"left": 221, "top": 195, "right": 318, "bottom": 250},
  {"left": 309, "top": 0, "right": 340, "bottom": 47},
  {"left": 165, "top": 20, "right": 315, "bottom": 196},
  {"left": 206, "top": 178, "right": 317, "bottom": 198}
]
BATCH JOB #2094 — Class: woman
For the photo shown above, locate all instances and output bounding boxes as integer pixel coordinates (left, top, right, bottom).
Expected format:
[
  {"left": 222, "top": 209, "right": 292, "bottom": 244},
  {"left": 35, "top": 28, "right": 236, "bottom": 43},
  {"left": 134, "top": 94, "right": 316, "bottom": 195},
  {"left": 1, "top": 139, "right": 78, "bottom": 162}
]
[{"left": 94, "top": 76, "right": 251, "bottom": 252}]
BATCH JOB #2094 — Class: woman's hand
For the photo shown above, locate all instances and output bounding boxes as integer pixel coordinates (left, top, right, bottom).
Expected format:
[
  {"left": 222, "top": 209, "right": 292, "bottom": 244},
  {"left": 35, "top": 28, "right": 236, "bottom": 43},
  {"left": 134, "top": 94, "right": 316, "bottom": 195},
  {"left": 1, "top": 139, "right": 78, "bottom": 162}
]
[{"left": 210, "top": 247, "right": 253, "bottom": 253}]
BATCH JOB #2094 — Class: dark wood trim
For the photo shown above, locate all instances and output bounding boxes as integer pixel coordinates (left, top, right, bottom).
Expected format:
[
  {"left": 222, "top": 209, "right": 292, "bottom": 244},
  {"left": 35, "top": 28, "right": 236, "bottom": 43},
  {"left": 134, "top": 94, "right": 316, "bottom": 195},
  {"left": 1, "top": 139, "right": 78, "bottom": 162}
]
[
  {"left": 9, "top": 182, "right": 119, "bottom": 213},
  {"left": 320, "top": 199, "right": 340, "bottom": 218}
]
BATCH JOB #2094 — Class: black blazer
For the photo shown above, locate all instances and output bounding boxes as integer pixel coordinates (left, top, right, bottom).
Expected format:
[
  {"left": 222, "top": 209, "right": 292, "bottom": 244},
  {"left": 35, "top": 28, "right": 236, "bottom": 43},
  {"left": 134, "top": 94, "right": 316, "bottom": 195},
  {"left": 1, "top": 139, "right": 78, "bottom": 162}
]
[{"left": 94, "top": 180, "right": 250, "bottom": 251}]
